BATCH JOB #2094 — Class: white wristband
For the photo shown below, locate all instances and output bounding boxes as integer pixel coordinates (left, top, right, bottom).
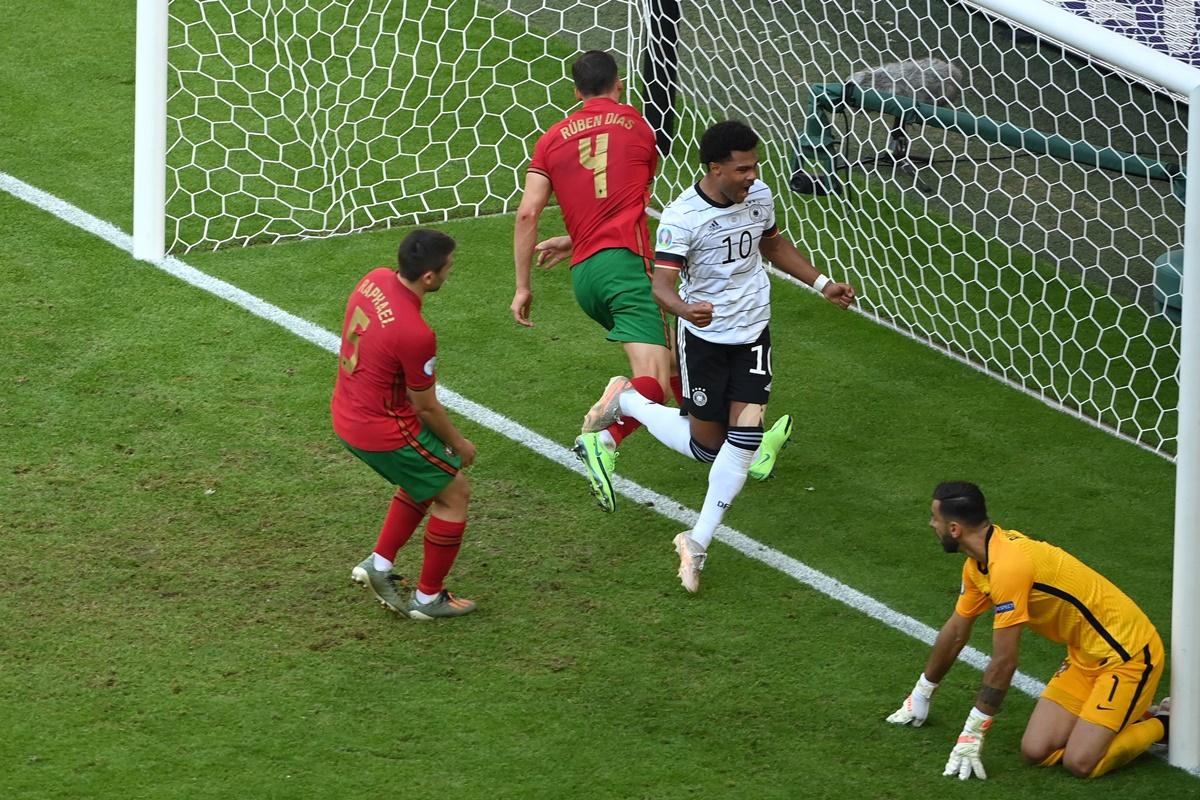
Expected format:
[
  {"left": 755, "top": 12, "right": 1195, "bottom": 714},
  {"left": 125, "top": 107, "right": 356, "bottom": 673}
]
[{"left": 813, "top": 274, "right": 831, "bottom": 293}]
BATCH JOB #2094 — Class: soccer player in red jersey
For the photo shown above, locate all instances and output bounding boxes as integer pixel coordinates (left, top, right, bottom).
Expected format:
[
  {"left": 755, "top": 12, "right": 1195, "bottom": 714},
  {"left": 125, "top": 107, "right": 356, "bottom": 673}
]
[
  {"left": 511, "top": 50, "right": 677, "bottom": 513},
  {"left": 333, "top": 229, "right": 477, "bottom": 620}
]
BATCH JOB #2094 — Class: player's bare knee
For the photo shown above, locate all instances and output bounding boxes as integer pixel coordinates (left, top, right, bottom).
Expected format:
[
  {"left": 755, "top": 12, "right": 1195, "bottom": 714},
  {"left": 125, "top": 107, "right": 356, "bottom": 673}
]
[
  {"left": 450, "top": 474, "right": 471, "bottom": 506},
  {"left": 730, "top": 402, "right": 765, "bottom": 428},
  {"left": 688, "top": 419, "right": 725, "bottom": 452},
  {"left": 1019, "top": 738, "right": 1053, "bottom": 765},
  {"left": 1019, "top": 744, "right": 1043, "bottom": 765},
  {"left": 624, "top": 342, "right": 671, "bottom": 386},
  {"left": 1062, "top": 748, "right": 1101, "bottom": 779},
  {"left": 434, "top": 473, "right": 470, "bottom": 514}
]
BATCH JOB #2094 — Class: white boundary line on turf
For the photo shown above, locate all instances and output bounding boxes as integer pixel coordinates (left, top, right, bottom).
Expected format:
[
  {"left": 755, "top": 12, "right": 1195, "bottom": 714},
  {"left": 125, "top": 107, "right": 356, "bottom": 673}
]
[{"left": 11, "top": 169, "right": 1185, "bottom": 748}]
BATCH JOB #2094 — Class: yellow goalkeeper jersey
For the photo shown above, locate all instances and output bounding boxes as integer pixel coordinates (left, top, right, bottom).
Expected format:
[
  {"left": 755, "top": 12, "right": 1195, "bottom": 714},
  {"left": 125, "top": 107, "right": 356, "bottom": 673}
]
[{"left": 954, "top": 525, "right": 1157, "bottom": 666}]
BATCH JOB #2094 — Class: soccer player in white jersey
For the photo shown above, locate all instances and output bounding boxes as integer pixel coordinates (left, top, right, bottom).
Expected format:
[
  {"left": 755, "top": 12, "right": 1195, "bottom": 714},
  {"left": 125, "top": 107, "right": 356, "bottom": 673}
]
[{"left": 578, "top": 120, "right": 856, "bottom": 592}]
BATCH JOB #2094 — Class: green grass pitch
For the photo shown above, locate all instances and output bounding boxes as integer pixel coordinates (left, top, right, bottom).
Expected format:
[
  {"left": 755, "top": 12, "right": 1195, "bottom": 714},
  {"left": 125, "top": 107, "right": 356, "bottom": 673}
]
[{"left": 0, "top": 2, "right": 1192, "bottom": 798}]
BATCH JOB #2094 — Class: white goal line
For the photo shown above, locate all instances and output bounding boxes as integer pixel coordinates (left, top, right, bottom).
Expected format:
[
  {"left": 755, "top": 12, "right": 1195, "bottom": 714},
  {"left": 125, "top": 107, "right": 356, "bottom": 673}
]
[{"left": 14, "top": 165, "right": 1180, "bottom": 732}]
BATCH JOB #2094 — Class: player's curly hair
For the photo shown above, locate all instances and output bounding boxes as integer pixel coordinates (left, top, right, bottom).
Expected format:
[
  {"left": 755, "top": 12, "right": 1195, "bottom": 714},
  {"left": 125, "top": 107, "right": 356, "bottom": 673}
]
[
  {"left": 398, "top": 229, "right": 456, "bottom": 280},
  {"left": 572, "top": 50, "right": 619, "bottom": 98},
  {"left": 932, "top": 481, "right": 990, "bottom": 526},
  {"left": 699, "top": 120, "right": 759, "bottom": 166}
]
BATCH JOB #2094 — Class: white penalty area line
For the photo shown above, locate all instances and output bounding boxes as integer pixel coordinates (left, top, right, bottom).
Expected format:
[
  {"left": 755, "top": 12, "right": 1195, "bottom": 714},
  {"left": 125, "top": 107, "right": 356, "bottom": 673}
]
[{"left": 2, "top": 167, "right": 1119, "bottom": 710}]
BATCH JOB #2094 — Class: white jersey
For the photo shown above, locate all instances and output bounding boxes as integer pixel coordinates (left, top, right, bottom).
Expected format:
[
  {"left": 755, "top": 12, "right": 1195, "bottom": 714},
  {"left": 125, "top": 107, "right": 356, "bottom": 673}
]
[{"left": 654, "top": 180, "right": 777, "bottom": 345}]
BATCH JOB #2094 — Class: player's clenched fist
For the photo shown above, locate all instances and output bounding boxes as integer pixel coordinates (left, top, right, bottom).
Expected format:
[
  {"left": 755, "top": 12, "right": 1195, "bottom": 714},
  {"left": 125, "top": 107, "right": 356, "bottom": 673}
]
[
  {"left": 886, "top": 673, "right": 938, "bottom": 727},
  {"left": 821, "top": 281, "right": 856, "bottom": 309},
  {"left": 683, "top": 301, "right": 714, "bottom": 327}
]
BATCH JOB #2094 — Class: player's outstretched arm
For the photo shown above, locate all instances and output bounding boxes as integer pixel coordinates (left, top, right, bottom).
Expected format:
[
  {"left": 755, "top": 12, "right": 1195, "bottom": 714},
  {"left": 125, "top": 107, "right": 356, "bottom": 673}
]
[
  {"left": 886, "top": 673, "right": 940, "bottom": 727},
  {"left": 512, "top": 172, "right": 553, "bottom": 327},
  {"left": 409, "top": 384, "right": 477, "bottom": 468},
  {"left": 887, "top": 612, "right": 974, "bottom": 727},
  {"left": 758, "top": 232, "right": 856, "bottom": 309},
  {"left": 944, "top": 708, "right": 993, "bottom": 781},
  {"left": 941, "top": 623, "right": 1021, "bottom": 781}
]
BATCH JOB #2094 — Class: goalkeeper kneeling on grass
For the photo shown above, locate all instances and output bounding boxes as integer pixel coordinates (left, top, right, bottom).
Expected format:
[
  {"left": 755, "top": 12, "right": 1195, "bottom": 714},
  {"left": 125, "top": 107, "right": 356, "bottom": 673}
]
[{"left": 887, "top": 481, "right": 1169, "bottom": 780}]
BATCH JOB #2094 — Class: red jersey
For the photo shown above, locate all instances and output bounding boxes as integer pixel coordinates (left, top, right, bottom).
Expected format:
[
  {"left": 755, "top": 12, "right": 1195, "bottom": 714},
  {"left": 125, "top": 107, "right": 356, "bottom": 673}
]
[
  {"left": 331, "top": 268, "right": 436, "bottom": 451},
  {"left": 528, "top": 96, "right": 657, "bottom": 266}
]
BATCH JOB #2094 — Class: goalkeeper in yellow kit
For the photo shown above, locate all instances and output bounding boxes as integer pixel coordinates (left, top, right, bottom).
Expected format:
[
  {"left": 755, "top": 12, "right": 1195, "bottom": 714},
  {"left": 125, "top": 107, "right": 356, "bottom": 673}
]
[{"left": 887, "top": 481, "right": 1168, "bottom": 780}]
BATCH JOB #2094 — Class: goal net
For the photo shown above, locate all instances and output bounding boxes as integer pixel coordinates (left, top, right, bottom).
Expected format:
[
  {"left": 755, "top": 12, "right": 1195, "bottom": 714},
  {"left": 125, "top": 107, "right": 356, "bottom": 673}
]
[
  {"left": 166, "top": 0, "right": 634, "bottom": 251},
  {"left": 164, "top": 0, "right": 1192, "bottom": 456}
]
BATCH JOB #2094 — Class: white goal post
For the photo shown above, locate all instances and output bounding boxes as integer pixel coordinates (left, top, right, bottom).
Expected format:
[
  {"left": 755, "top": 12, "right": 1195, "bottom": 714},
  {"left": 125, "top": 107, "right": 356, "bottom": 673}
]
[
  {"left": 133, "top": 0, "right": 1200, "bottom": 769},
  {"left": 967, "top": 0, "right": 1200, "bottom": 773}
]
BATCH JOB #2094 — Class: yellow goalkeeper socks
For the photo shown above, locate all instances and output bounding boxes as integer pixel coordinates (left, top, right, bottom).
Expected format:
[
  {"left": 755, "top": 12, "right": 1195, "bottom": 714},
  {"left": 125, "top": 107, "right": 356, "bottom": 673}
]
[
  {"left": 1037, "top": 748, "right": 1064, "bottom": 767},
  {"left": 1087, "top": 718, "right": 1164, "bottom": 778}
]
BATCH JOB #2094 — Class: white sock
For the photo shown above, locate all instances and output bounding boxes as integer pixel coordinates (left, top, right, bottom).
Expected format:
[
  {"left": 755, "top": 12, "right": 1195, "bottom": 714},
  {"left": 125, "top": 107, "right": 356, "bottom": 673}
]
[
  {"left": 415, "top": 589, "right": 440, "bottom": 604},
  {"left": 617, "top": 389, "right": 693, "bottom": 457},
  {"left": 372, "top": 553, "right": 393, "bottom": 572},
  {"left": 598, "top": 429, "right": 617, "bottom": 450},
  {"left": 691, "top": 441, "right": 756, "bottom": 549}
]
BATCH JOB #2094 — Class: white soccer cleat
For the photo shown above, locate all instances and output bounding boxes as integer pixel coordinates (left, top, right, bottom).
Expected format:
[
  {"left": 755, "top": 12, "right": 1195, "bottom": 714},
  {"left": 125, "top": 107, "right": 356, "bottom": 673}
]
[
  {"left": 673, "top": 531, "right": 707, "bottom": 593},
  {"left": 581, "top": 375, "right": 632, "bottom": 433}
]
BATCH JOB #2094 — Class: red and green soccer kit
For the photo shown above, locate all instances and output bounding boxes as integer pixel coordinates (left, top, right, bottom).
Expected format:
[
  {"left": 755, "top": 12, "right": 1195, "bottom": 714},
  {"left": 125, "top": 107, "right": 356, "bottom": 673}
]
[
  {"left": 331, "top": 267, "right": 460, "bottom": 502},
  {"left": 529, "top": 96, "right": 657, "bottom": 266},
  {"left": 528, "top": 96, "right": 666, "bottom": 347}
]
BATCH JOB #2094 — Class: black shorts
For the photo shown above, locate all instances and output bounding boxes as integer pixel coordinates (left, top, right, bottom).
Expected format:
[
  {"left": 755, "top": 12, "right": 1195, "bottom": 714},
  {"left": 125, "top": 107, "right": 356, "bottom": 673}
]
[{"left": 677, "top": 325, "right": 773, "bottom": 422}]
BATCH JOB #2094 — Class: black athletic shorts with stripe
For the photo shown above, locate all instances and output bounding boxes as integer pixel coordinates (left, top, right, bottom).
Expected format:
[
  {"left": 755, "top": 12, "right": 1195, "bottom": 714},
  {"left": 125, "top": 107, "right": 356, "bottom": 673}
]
[{"left": 676, "top": 325, "right": 772, "bottom": 422}]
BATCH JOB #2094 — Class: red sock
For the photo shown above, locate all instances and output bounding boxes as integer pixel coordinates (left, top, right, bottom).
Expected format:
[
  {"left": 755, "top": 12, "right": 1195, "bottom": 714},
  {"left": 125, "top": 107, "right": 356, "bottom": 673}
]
[
  {"left": 605, "top": 376, "right": 664, "bottom": 447},
  {"left": 669, "top": 374, "right": 684, "bottom": 406},
  {"left": 374, "top": 487, "right": 430, "bottom": 561},
  {"left": 418, "top": 516, "right": 466, "bottom": 595}
]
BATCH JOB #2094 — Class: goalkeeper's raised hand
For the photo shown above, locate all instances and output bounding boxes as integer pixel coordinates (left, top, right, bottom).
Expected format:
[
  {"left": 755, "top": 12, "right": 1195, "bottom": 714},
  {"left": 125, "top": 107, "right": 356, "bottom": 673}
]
[
  {"left": 943, "top": 707, "right": 993, "bottom": 781},
  {"left": 886, "top": 673, "right": 939, "bottom": 727}
]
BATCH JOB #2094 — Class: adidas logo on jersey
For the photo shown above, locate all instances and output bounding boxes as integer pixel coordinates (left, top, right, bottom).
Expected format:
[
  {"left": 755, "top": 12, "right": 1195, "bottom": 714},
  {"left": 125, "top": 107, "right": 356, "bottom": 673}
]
[{"left": 708, "top": 220, "right": 720, "bottom": 231}]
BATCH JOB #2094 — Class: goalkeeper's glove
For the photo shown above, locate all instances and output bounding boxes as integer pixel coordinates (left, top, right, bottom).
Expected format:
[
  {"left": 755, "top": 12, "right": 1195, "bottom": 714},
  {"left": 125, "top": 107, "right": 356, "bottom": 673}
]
[
  {"left": 943, "top": 707, "right": 993, "bottom": 781},
  {"left": 886, "top": 673, "right": 939, "bottom": 727}
]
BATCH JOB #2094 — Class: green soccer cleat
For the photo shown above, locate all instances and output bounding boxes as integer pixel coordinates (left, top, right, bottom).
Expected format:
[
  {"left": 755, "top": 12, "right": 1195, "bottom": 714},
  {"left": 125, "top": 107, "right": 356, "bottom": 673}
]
[
  {"left": 407, "top": 589, "right": 477, "bottom": 620},
  {"left": 581, "top": 375, "right": 632, "bottom": 433},
  {"left": 748, "top": 414, "right": 794, "bottom": 481},
  {"left": 573, "top": 431, "right": 619, "bottom": 512},
  {"left": 351, "top": 557, "right": 409, "bottom": 616}
]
